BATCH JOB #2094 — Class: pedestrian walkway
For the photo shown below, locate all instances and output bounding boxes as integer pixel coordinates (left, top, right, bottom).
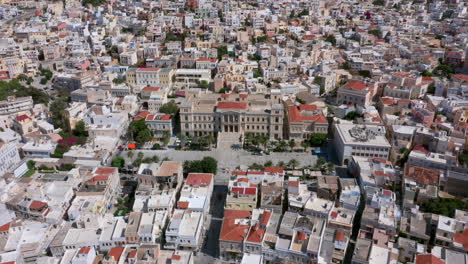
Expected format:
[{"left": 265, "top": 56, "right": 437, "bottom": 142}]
[{"left": 216, "top": 132, "right": 242, "bottom": 150}]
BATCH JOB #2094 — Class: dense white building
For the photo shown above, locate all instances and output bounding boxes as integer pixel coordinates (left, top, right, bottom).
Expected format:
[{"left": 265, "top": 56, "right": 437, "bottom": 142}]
[{"left": 333, "top": 123, "right": 391, "bottom": 165}]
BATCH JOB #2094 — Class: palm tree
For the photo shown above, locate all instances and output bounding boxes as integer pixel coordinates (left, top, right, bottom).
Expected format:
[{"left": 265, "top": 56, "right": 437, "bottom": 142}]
[
  {"left": 277, "top": 161, "right": 286, "bottom": 167},
  {"left": 206, "top": 135, "right": 215, "bottom": 149},
  {"left": 257, "top": 135, "right": 269, "bottom": 151},
  {"left": 278, "top": 140, "right": 288, "bottom": 152},
  {"left": 244, "top": 132, "right": 253, "bottom": 147},
  {"left": 127, "top": 151, "right": 134, "bottom": 160},
  {"left": 137, "top": 152, "right": 144, "bottom": 160},
  {"left": 288, "top": 159, "right": 300, "bottom": 170},
  {"left": 301, "top": 141, "right": 310, "bottom": 152},
  {"left": 289, "top": 139, "right": 296, "bottom": 151}
]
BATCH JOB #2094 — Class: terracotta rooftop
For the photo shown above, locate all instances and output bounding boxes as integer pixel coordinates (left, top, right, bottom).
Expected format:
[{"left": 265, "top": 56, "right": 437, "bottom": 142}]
[
  {"left": 217, "top": 102, "right": 248, "bottom": 110},
  {"left": 415, "top": 254, "right": 445, "bottom": 264},
  {"left": 79, "top": 247, "right": 91, "bottom": 255},
  {"left": 454, "top": 228, "right": 468, "bottom": 251},
  {"left": 220, "top": 210, "right": 252, "bottom": 242},
  {"left": 29, "top": 200, "right": 47, "bottom": 210},
  {"left": 108, "top": 247, "right": 124, "bottom": 262},
  {"left": 186, "top": 173, "right": 213, "bottom": 186},
  {"left": 343, "top": 80, "right": 367, "bottom": 91},
  {"left": 264, "top": 167, "right": 284, "bottom": 174},
  {"left": 404, "top": 164, "right": 440, "bottom": 185}
]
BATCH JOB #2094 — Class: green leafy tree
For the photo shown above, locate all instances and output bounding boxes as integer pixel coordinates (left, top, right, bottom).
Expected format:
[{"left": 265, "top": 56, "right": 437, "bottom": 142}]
[
  {"left": 358, "top": 70, "right": 371, "bottom": 78},
  {"left": 136, "top": 129, "right": 153, "bottom": 145},
  {"left": 325, "top": 35, "right": 336, "bottom": 46},
  {"left": 217, "top": 46, "right": 228, "bottom": 60},
  {"left": 111, "top": 156, "right": 125, "bottom": 168},
  {"left": 420, "top": 198, "right": 468, "bottom": 217},
  {"left": 343, "top": 111, "right": 363, "bottom": 121},
  {"left": 73, "top": 120, "right": 88, "bottom": 138},
  {"left": 161, "top": 131, "right": 171, "bottom": 146},
  {"left": 200, "top": 80, "right": 209, "bottom": 89},
  {"left": 184, "top": 157, "right": 218, "bottom": 174},
  {"left": 253, "top": 71, "right": 263, "bottom": 78},
  {"left": 264, "top": 160, "right": 273, "bottom": 167},
  {"left": 309, "top": 134, "right": 327, "bottom": 147},
  {"left": 127, "top": 151, "right": 134, "bottom": 160},
  {"left": 50, "top": 98, "right": 69, "bottom": 131},
  {"left": 159, "top": 100, "right": 179, "bottom": 115},
  {"left": 128, "top": 119, "right": 153, "bottom": 145},
  {"left": 82, "top": 0, "right": 107, "bottom": 7}
]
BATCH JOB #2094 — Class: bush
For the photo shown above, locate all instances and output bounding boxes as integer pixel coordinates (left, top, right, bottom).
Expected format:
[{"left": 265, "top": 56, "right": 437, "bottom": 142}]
[
  {"left": 111, "top": 156, "right": 125, "bottom": 168},
  {"left": 159, "top": 100, "right": 179, "bottom": 115},
  {"left": 184, "top": 157, "right": 217, "bottom": 174},
  {"left": 308, "top": 134, "right": 328, "bottom": 147},
  {"left": 40, "top": 78, "right": 48, "bottom": 85},
  {"left": 420, "top": 198, "right": 468, "bottom": 217}
]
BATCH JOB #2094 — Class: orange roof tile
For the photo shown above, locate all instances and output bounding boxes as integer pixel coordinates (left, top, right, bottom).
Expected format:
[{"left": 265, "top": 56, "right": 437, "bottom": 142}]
[
  {"left": 343, "top": 80, "right": 367, "bottom": 91},
  {"left": 264, "top": 167, "right": 284, "bottom": 173},
  {"left": 186, "top": 173, "right": 213, "bottom": 186},
  {"left": 454, "top": 228, "right": 468, "bottom": 251},
  {"left": 79, "top": 247, "right": 91, "bottom": 255},
  {"left": 415, "top": 254, "right": 445, "bottom": 264},
  {"left": 217, "top": 102, "right": 248, "bottom": 110},
  {"left": 108, "top": 247, "right": 124, "bottom": 262}
]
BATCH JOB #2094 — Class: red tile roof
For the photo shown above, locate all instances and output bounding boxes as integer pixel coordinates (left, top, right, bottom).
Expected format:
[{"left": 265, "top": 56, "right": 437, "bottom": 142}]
[
  {"left": 259, "top": 211, "right": 271, "bottom": 226},
  {"left": 29, "top": 200, "right": 47, "bottom": 210},
  {"left": 298, "top": 104, "right": 317, "bottom": 111},
  {"left": 381, "top": 97, "right": 397, "bottom": 105},
  {"left": 108, "top": 247, "right": 124, "bottom": 262},
  {"left": 16, "top": 114, "right": 30, "bottom": 121},
  {"left": 382, "top": 190, "right": 392, "bottom": 197},
  {"left": 404, "top": 164, "right": 440, "bottom": 185},
  {"left": 297, "top": 231, "right": 307, "bottom": 241},
  {"left": 79, "top": 247, "right": 91, "bottom": 255},
  {"left": 91, "top": 175, "right": 109, "bottom": 182},
  {"left": 95, "top": 167, "right": 116, "bottom": 175},
  {"left": 178, "top": 201, "right": 189, "bottom": 209},
  {"left": 220, "top": 210, "right": 252, "bottom": 242},
  {"left": 128, "top": 249, "right": 137, "bottom": 259},
  {"left": 0, "top": 222, "right": 10, "bottom": 232},
  {"left": 288, "top": 106, "right": 327, "bottom": 123},
  {"left": 142, "top": 86, "right": 161, "bottom": 91},
  {"left": 264, "top": 167, "right": 284, "bottom": 174},
  {"left": 335, "top": 231, "right": 345, "bottom": 241},
  {"left": 452, "top": 74, "right": 468, "bottom": 81},
  {"left": 172, "top": 254, "right": 181, "bottom": 260},
  {"left": 415, "top": 254, "right": 445, "bottom": 264},
  {"left": 232, "top": 170, "right": 248, "bottom": 176},
  {"left": 160, "top": 114, "right": 172, "bottom": 120},
  {"left": 246, "top": 224, "right": 266, "bottom": 243},
  {"left": 343, "top": 80, "right": 367, "bottom": 91},
  {"left": 231, "top": 187, "right": 256, "bottom": 195},
  {"left": 454, "top": 228, "right": 468, "bottom": 251},
  {"left": 134, "top": 111, "right": 150, "bottom": 120},
  {"left": 289, "top": 181, "right": 299, "bottom": 187},
  {"left": 137, "top": 67, "right": 159, "bottom": 72},
  {"left": 186, "top": 173, "right": 213, "bottom": 186},
  {"left": 248, "top": 171, "right": 264, "bottom": 175},
  {"left": 217, "top": 102, "right": 248, "bottom": 110}
]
